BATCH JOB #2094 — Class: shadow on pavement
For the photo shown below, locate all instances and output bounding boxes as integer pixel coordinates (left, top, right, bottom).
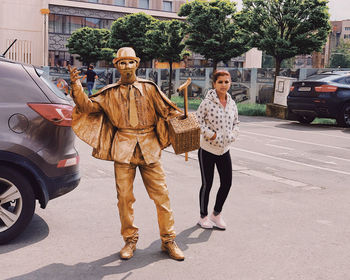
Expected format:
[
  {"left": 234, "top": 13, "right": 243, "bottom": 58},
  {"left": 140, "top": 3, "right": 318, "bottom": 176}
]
[
  {"left": 0, "top": 214, "right": 49, "bottom": 255},
  {"left": 342, "top": 128, "right": 350, "bottom": 134},
  {"left": 5, "top": 225, "right": 212, "bottom": 280}
]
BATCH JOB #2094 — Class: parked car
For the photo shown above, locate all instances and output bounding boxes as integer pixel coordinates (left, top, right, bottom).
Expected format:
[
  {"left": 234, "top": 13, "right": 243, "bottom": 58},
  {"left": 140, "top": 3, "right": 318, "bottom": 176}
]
[
  {"left": 287, "top": 71, "right": 350, "bottom": 127},
  {"left": 228, "top": 83, "right": 249, "bottom": 103},
  {"left": 0, "top": 57, "right": 80, "bottom": 244}
]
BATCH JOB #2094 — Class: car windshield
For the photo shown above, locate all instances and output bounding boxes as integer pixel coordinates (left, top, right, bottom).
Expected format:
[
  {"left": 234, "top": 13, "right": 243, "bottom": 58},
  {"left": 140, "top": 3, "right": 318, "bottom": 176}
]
[{"left": 35, "top": 68, "right": 70, "bottom": 100}]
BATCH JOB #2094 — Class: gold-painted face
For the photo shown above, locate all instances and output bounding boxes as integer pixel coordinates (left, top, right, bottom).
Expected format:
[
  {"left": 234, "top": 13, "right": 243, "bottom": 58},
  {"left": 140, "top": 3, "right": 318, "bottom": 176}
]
[{"left": 117, "top": 59, "right": 138, "bottom": 83}]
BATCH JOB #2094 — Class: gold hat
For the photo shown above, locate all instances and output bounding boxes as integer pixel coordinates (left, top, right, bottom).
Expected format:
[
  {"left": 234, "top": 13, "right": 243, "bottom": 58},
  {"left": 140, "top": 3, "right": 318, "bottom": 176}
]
[{"left": 113, "top": 47, "right": 140, "bottom": 64}]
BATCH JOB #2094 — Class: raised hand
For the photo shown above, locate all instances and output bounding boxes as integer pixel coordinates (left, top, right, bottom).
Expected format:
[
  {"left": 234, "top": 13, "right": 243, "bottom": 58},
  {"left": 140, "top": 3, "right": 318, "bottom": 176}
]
[{"left": 68, "top": 65, "right": 82, "bottom": 84}]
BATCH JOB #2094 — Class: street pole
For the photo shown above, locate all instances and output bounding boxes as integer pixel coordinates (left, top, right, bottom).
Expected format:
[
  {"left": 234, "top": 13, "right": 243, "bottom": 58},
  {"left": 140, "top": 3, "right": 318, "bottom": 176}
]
[{"left": 40, "top": 8, "right": 50, "bottom": 66}]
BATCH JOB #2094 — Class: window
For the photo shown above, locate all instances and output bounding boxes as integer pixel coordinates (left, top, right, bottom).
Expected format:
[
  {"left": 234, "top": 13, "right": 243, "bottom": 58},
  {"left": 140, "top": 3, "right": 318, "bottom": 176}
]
[
  {"left": 99, "top": 19, "right": 113, "bottom": 29},
  {"left": 163, "top": 0, "right": 172, "bottom": 11},
  {"left": 139, "top": 0, "right": 149, "bottom": 9},
  {"left": 86, "top": 18, "right": 100, "bottom": 28},
  {"left": 49, "top": 14, "right": 113, "bottom": 34},
  {"left": 70, "top": 16, "right": 85, "bottom": 33},
  {"left": 49, "top": 14, "right": 63, "bottom": 33},
  {"left": 48, "top": 15, "right": 70, "bottom": 34},
  {"left": 334, "top": 77, "right": 350, "bottom": 85},
  {"left": 114, "top": 0, "right": 125, "bottom": 6},
  {"left": 48, "top": 50, "right": 73, "bottom": 67},
  {"left": 345, "top": 27, "right": 350, "bottom": 31}
]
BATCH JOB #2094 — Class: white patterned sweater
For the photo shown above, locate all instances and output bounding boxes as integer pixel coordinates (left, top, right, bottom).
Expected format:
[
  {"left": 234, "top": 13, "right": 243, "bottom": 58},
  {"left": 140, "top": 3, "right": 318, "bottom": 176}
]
[{"left": 195, "top": 89, "right": 239, "bottom": 155}]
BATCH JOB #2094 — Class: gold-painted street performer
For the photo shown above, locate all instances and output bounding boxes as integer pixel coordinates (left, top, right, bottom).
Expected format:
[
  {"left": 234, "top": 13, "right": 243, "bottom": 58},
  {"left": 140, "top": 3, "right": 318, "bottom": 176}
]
[{"left": 68, "top": 47, "right": 185, "bottom": 261}]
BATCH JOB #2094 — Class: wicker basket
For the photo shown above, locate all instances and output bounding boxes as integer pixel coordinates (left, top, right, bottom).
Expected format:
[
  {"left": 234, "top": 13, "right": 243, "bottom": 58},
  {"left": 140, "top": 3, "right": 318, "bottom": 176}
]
[{"left": 169, "top": 112, "right": 200, "bottom": 155}]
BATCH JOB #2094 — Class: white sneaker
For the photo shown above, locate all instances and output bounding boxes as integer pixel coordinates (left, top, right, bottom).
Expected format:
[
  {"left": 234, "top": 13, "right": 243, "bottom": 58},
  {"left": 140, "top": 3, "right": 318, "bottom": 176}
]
[
  {"left": 198, "top": 216, "right": 214, "bottom": 229},
  {"left": 209, "top": 213, "right": 227, "bottom": 230}
]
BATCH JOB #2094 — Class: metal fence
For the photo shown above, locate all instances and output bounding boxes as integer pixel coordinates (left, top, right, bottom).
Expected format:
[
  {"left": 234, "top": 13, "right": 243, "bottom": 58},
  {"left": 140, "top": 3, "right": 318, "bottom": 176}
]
[{"left": 42, "top": 66, "right": 350, "bottom": 104}]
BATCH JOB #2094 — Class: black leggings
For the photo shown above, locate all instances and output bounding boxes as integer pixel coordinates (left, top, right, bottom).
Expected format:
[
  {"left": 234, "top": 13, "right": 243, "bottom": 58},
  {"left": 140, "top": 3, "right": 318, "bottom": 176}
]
[{"left": 198, "top": 148, "right": 232, "bottom": 217}]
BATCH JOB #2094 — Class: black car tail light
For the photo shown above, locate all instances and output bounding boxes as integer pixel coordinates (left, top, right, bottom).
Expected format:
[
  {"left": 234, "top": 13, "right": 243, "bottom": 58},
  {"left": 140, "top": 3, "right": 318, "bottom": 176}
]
[
  {"left": 27, "top": 103, "right": 73, "bottom": 126},
  {"left": 314, "top": 85, "right": 338, "bottom": 93},
  {"left": 290, "top": 86, "right": 295, "bottom": 92}
]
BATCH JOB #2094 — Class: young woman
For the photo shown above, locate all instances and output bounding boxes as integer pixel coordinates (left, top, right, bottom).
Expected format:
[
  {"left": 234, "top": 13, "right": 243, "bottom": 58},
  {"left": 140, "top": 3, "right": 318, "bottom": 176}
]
[{"left": 196, "top": 70, "right": 239, "bottom": 230}]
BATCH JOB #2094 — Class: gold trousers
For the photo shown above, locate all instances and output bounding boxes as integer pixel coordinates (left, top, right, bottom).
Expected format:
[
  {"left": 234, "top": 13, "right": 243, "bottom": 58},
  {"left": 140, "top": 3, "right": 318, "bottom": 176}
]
[{"left": 114, "top": 144, "right": 176, "bottom": 243}]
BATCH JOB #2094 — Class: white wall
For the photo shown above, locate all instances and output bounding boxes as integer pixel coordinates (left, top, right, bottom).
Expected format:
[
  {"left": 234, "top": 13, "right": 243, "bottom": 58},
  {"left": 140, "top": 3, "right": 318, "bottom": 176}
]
[
  {"left": 244, "top": 48, "right": 262, "bottom": 68},
  {"left": 0, "top": 0, "right": 49, "bottom": 66}
]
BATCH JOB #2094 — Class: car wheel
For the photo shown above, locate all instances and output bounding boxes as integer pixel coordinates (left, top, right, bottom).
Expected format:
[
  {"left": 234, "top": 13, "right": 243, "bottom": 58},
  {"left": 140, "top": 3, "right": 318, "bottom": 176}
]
[
  {"left": 336, "top": 103, "right": 350, "bottom": 128},
  {"left": 297, "top": 115, "right": 315, "bottom": 124},
  {"left": 0, "top": 166, "right": 35, "bottom": 244}
]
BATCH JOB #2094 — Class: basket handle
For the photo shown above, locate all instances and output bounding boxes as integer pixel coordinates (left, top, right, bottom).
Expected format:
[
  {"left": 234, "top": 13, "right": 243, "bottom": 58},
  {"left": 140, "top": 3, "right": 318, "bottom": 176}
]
[
  {"left": 177, "top": 77, "right": 192, "bottom": 161},
  {"left": 178, "top": 78, "right": 191, "bottom": 118}
]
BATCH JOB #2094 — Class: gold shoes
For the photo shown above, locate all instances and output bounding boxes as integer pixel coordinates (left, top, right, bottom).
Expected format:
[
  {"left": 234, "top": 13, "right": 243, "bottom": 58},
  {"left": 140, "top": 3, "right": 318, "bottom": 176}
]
[
  {"left": 120, "top": 238, "right": 138, "bottom": 260},
  {"left": 161, "top": 241, "right": 185, "bottom": 261}
]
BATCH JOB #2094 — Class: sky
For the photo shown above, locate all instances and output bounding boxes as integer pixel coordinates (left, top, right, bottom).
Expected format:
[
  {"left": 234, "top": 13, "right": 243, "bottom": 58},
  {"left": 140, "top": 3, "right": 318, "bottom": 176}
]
[{"left": 235, "top": 0, "right": 350, "bottom": 21}]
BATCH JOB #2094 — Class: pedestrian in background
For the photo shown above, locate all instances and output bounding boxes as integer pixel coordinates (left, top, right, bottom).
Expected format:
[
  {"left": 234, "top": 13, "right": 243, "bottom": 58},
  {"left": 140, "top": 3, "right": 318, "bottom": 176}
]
[
  {"left": 195, "top": 70, "right": 239, "bottom": 230},
  {"left": 81, "top": 65, "right": 98, "bottom": 96}
]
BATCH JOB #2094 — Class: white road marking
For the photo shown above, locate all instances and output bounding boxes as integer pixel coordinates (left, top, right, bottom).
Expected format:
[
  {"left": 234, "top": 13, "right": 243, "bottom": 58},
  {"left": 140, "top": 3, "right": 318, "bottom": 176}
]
[
  {"left": 243, "top": 121, "right": 350, "bottom": 139},
  {"left": 327, "top": 155, "right": 350, "bottom": 162},
  {"left": 165, "top": 148, "right": 309, "bottom": 187},
  {"left": 241, "top": 131, "right": 350, "bottom": 151},
  {"left": 231, "top": 147, "right": 350, "bottom": 176},
  {"left": 239, "top": 169, "right": 307, "bottom": 187},
  {"left": 266, "top": 143, "right": 294, "bottom": 151},
  {"left": 307, "top": 158, "right": 337, "bottom": 165}
]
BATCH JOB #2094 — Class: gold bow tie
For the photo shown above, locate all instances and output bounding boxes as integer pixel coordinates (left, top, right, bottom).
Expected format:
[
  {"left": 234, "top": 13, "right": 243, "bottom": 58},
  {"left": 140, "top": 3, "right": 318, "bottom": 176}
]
[{"left": 128, "top": 85, "right": 138, "bottom": 127}]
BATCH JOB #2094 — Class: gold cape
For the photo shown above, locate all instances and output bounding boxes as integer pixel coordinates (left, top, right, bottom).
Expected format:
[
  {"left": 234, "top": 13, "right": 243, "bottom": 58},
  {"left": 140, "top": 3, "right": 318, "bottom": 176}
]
[{"left": 71, "top": 78, "right": 182, "bottom": 161}]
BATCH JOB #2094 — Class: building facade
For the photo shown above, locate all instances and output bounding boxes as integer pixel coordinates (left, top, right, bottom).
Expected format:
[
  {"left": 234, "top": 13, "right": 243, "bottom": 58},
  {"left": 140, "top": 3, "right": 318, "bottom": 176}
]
[
  {"left": 323, "top": 19, "right": 350, "bottom": 67},
  {"left": 1, "top": 0, "right": 185, "bottom": 66},
  {"left": 1, "top": 0, "right": 262, "bottom": 68}
]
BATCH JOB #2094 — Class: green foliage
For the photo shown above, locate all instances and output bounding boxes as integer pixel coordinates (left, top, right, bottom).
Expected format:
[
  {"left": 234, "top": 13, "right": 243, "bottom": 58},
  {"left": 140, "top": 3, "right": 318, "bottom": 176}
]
[
  {"left": 236, "top": 103, "right": 266, "bottom": 116},
  {"left": 145, "top": 20, "right": 187, "bottom": 64},
  {"left": 171, "top": 96, "right": 202, "bottom": 110},
  {"left": 100, "top": 48, "right": 115, "bottom": 62},
  {"left": 67, "top": 27, "right": 110, "bottom": 65},
  {"left": 262, "top": 53, "right": 275, "bottom": 68},
  {"left": 241, "top": 0, "right": 330, "bottom": 61},
  {"left": 240, "top": 0, "right": 330, "bottom": 98},
  {"left": 145, "top": 20, "right": 188, "bottom": 97},
  {"left": 109, "top": 13, "right": 156, "bottom": 61},
  {"left": 329, "top": 40, "right": 350, "bottom": 68},
  {"left": 178, "top": 0, "right": 249, "bottom": 71},
  {"left": 263, "top": 53, "right": 294, "bottom": 68},
  {"left": 312, "top": 118, "right": 336, "bottom": 125},
  {"left": 171, "top": 96, "right": 267, "bottom": 116}
]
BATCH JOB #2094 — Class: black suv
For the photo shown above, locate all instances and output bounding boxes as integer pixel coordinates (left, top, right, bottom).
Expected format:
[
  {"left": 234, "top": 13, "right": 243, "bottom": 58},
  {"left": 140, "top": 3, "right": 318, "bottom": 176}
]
[
  {"left": 287, "top": 71, "right": 350, "bottom": 127},
  {"left": 0, "top": 57, "right": 80, "bottom": 244}
]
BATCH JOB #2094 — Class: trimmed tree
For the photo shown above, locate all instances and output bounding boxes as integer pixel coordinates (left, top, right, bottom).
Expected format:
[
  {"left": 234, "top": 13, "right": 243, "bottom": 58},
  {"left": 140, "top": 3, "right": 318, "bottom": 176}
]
[
  {"left": 66, "top": 27, "right": 110, "bottom": 65},
  {"left": 240, "top": 0, "right": 331, "bottom": 99},
  {"left": 178, "top": 0, "right": 249, "bottom": 72},
  {"left": 109, "top": 12, "right": 156, "bottom": 62},
  {"left": 145, "top": 20, "right": 188, "bottom": 98}
]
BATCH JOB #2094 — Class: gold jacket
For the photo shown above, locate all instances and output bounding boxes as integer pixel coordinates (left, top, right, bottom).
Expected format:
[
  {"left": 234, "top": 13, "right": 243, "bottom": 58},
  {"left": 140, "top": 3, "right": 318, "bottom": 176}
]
[{"left": 71, "top": 78, "right": 181, "bottom": 163}]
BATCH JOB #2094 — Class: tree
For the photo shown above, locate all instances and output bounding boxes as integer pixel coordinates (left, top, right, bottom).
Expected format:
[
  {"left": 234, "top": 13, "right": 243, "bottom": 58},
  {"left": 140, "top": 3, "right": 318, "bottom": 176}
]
[
  {"left": 145, "top": 20, "right": 188, "bottom": 98},
  {"left": 329, "top": 39, "right": 350, "bottom": 68},
  {"left": 100, "top": 48, "right": 115, "bottom": 63},
  {"left": 263, "top": 52, "right": 295, "bottom": 68},
  {"left": 178, "top": 0, "right": 249, "bottom": 72},
  {"left": 67, "top": 27, "right": 110, "bottom": 65},
  {"left": 240, "top": 0, "right": 330, "bottom": 99},
  {"left": 109, "top": 13, "right": 156, "bottom": 62}
]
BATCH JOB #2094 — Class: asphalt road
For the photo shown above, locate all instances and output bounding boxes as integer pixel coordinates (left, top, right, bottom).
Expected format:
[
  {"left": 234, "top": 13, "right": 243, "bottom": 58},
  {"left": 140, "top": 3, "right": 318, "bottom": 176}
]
[{"left": 1, "top": 116, "right": 350, "bottom": 280}]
